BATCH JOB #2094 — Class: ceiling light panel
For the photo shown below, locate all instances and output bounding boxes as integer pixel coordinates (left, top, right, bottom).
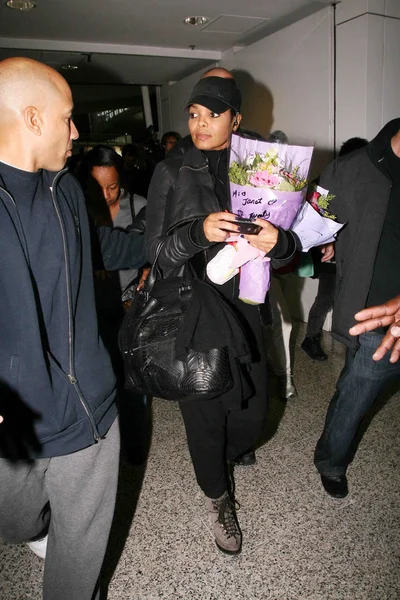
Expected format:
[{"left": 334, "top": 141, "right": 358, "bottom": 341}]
[
  {"left": 201, "top": 14, "right": 269, "bottom": 35},
  {"left": 184, "top": 16, "right": 209, "bottom": 26},
  {"left": 6, "top": 0, "right": 36, "bottom": 10}
]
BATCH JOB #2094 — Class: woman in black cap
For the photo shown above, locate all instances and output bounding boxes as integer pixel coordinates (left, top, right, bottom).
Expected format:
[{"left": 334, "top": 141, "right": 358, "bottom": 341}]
[{"left": 145, "top": 74, "right": 297, "bottom": 555}]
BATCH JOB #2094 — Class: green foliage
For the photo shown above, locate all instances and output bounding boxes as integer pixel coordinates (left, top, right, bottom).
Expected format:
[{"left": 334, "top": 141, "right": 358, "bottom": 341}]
[
  {"left": 277, "top": 180, "right": 296, "bottom": 192},
  {"left": 229, "top": 161, "right": 249, "bottom": 186}
]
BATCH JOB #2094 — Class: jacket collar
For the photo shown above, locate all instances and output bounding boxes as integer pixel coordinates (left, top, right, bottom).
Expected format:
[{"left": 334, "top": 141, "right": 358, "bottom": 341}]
[
  {"left": 167, "top": 136, "right": 207, "bottom": 168},
  {"left": 0, "top": 165, "right": 68, "bottom": 194},
  {"left": 367, "top": 118, "right": 400, "bottom": 165}
]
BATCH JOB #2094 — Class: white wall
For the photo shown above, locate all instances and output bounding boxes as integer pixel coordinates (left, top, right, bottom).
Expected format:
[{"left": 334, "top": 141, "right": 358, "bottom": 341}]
[
  {"left": 164, "top": 8, "right": 335, "bottom": 177},
  {"left": 336, "top": 0, "right": 400, "bottom": 146},
  {"left": 219, "top": 7, "right": 335, "bottom": 178},
  {"left": 382, "top": 16, "right": 400, "bottom": 123}
]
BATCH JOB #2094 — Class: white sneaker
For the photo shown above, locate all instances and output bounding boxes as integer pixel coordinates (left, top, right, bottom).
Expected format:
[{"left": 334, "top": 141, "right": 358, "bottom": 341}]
[{"left": 27, "top": 534, "right": 48, "bottom": 559}]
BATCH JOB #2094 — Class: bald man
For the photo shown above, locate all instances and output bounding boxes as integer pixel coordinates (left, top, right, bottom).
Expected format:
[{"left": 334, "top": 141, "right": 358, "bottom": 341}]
[
  {"left": 201, "top": 66, "right": 234, "bottom": 79},
  {"left": 0, "top": 58, "right": 145, "bottom": 600}
]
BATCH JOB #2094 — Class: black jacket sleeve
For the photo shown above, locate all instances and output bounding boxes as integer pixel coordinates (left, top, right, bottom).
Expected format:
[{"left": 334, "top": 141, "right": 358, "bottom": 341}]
[{"left": 267, "top": 227, "right": 299, "bottom": 267}]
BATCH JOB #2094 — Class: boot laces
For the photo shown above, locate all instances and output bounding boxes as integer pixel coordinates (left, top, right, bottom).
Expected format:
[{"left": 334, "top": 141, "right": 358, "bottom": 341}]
[{"left": 213, "top": 494, "right": 240, "bottom": 538}]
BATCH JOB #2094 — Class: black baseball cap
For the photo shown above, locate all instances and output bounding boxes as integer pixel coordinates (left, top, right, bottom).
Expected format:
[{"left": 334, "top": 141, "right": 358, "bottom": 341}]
[{"left": 185, "top": 76, "right": 241, "bottom": 114}]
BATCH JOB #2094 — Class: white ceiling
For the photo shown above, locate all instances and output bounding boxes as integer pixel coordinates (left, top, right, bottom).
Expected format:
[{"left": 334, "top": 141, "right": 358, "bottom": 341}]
[{"left": 0, "top": 0, "right": 335, "bottom": 85}]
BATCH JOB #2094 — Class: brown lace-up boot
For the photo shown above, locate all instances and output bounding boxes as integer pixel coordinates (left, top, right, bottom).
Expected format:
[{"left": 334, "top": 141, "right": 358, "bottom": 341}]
[{"left": 206, "top": 491, "right": 242, "bottom": 555}]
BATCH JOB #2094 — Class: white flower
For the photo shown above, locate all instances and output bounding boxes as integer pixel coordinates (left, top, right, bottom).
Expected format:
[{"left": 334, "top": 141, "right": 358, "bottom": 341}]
[
  {"left": 264, "top": 148, "right": 279, "bottom": 160},
  {"left": 245, "top": 153, "right": 256, "bottom": 166}
]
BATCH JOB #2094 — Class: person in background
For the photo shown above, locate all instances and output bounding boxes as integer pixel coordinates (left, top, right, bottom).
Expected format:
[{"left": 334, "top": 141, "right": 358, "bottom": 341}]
[
  {"left": 268, "top": 130, "right": 289, "bottom": 144},
  {"left": 121, "top": 142, "right": 151, "bottom": 197},
  {"left": 161, "top": 130, "right": 181, "bottom": 155},
  {"left": 301, "top": 137, "right": 368, "bottom": 361},
  {"left": 86, "top": 144, "right": 146, "bottom": 233},
  {"left": 314, "top": 120, "right": 400, "bottom": 499},
  {"left": 0, "top": 57, "right": 146, "bottom": 600},
  {"left": 145, "top": 72, "right": 297, "bottom": 556},
  {"left": 85, "top": 144, "right": 150, "bottom": 465},
  {"left": 66, "top": 150, "right": 85, "bottom": 185}
]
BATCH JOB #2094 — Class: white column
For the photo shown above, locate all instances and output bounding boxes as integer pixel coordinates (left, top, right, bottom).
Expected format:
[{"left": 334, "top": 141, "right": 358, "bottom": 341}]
[
  {"left": 141, "top": 85, "right": 153, "bottom": 129},
  {"left": 335, "top": 0, "right": 400, "bottom": 148},
  {"left": 155, "top": 85, "right": 162, "bottom": 138}
]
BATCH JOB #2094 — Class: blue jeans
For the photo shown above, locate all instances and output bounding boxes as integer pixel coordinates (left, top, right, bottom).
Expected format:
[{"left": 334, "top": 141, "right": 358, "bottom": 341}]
[{"left": 314, "top": 332, "right": 400, "bottom": 477}]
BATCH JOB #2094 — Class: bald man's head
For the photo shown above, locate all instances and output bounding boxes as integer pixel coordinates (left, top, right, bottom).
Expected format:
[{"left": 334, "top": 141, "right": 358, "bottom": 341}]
[
  {"left": 201, "top": 67, "right": 234, "bottom": 80},
  {"left": 0, "top": 57, "right": 69, "bottom": 114},
  {"left": 0, "top": 57, "right": 78, "bottom": 172}
]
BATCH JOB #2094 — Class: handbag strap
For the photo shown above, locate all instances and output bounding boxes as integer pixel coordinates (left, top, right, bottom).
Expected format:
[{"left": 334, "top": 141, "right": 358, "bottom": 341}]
[
  {"left": 144, "top": 240, "right": 164, "bottom": 292},
  {"left": 144, "top": 239, "right": 194, "bottom": 310}
]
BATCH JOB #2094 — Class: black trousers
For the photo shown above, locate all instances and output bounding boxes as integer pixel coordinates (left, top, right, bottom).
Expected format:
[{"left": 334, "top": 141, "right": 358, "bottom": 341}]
[
  {"left": 306, "top": 272, "right": 336, "bottom": 338},
  {"left": 179, "top": 300, "right": 268, "bottom": 499}
]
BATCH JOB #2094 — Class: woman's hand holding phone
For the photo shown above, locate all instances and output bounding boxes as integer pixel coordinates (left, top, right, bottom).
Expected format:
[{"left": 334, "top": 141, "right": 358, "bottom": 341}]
[
  {"left": 203, "top": 212, "right": 241, "bottom": 242},
  {"left": 243, "top": 218, "right": 279, "bottom": 254},
  {"left": 203, "top": 213, "right": 278, "bottom": 253}
]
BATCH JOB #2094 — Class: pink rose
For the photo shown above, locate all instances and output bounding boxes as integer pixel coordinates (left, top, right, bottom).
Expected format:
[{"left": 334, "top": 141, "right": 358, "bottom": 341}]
[{"left": 249, "top": 171, "right": 280, "bottom": 188}]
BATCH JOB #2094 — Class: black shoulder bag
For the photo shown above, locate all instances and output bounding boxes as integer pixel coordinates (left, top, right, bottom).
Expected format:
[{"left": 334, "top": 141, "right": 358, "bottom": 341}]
[{"left": 118, "top": 243, "right": 233, "bottom": 402}]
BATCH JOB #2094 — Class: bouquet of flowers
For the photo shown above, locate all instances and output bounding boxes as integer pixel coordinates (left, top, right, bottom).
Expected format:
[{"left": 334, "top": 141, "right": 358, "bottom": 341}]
[
  {"left": 290, "top": 184, "right": 343, "bottom": 252},
  {"left": 227, "top": 134, "right": 314, "bottom": 304},
  {"left": 308, "top": 184, "right": 336, "bottom": 219}
]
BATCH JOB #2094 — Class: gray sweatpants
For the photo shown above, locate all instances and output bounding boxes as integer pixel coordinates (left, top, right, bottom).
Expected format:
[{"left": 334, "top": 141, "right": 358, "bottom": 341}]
[{"left": 0, "top": 418, "right": 120, "bottom": 600}]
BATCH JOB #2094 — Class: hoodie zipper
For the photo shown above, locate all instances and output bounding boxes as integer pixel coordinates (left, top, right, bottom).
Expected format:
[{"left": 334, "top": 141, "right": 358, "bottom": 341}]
[
  {"left": 50, "top": 171, "right": 100, "bottom": 441},
  {"left": 1, "top": 176, "right": 100, "bottom": 440}
]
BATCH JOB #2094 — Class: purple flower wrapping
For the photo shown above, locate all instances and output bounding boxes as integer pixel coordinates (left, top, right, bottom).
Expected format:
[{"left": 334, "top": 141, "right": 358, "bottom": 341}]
[{"left": 229, "top": 134, "right": 313, "bottom": 304}]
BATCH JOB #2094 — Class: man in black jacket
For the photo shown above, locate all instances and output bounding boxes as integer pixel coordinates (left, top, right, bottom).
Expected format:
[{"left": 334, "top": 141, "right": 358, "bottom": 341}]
[
  {"left": 0, "top": 58, "right": 145, "bottom": 599},
  {"left": 314, "top": 119, "right": 400, "bottom": 498}
]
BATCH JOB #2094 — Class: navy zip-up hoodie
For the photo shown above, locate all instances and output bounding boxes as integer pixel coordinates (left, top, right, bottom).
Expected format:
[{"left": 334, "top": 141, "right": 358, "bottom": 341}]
[{"left": 0, "top": 167, "right": 146, "bottom": 458}]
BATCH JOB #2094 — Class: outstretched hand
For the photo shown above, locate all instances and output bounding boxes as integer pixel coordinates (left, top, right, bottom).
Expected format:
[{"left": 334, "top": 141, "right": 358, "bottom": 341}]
[{"left": 349, "top": 295, "right": 400, "bottom": 362}]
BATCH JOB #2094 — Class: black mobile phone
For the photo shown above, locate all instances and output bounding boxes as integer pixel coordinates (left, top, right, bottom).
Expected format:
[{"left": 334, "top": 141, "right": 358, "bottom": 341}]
[{"left": 235, "top": 218, "right": 262, "bottom": 235}]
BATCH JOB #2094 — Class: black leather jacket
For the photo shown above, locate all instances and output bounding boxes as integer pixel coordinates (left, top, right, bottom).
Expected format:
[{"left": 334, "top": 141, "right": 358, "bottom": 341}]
[{"left": 145, "top": 136, "right": 298, "bottom": 299}]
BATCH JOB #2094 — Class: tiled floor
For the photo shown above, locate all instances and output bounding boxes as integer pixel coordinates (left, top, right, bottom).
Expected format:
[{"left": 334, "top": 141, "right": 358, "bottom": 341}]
[{"left": 1, "top": 324, "right": 399, "bottom": 600}]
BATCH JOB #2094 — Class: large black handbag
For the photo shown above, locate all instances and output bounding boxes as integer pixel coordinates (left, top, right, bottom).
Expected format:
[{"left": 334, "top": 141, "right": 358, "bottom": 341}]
[{"left": 118, "top": 243, "right": 233, "bottom": 402}]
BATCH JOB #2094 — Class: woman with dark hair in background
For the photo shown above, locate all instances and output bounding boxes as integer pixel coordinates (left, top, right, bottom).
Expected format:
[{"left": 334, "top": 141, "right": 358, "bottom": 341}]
[
  {"left": 85, "top": 145, "right": 150, "bottom": 464},
  {"left": 145, "top": 75, "right": 298, "bottom": 555}
]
